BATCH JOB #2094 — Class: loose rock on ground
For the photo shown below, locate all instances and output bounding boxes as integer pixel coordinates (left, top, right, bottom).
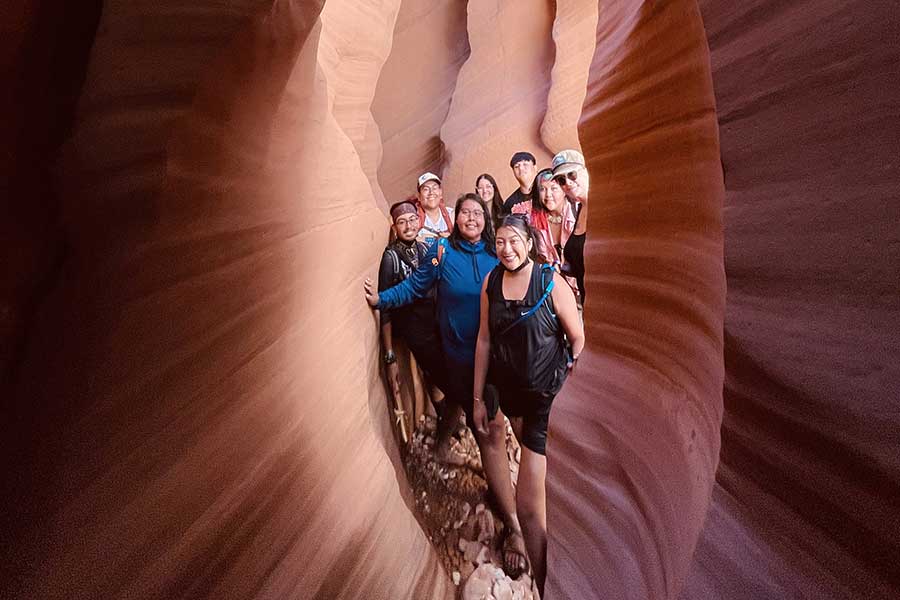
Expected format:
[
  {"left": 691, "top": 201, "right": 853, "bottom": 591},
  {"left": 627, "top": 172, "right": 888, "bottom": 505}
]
[{"left": 403, "top": 415, "right": 536, "bottom": 599}]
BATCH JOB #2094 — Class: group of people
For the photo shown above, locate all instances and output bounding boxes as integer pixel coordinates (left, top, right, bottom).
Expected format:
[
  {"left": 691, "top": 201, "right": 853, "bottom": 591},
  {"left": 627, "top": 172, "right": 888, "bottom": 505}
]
[{"left": 363, "top": 149, "right": 590, "bottom": 594}]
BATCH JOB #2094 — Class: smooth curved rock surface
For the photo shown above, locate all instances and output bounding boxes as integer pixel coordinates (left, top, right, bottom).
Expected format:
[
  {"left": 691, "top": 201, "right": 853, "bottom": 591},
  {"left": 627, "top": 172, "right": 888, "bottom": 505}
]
[
  {"left": 683, "top": 2, "right": 900, "bottom": 598},
  {"left": 545, "top": 2, "right": 725, "bottom": 598},
  {"left": 5, "top": 1, "right": 452, "bottom": 598},
  {"left": 372, "top": 0, "right": 470, "bottom": 204},
  {"left": 3, "top": 1, "right": 898, "bottom": 599},
  {"left": 540, "top": 0, "right": 598, "bottom": 152},
  {"left": 439, "top": 0, "right": 557, "bottom": 198}
]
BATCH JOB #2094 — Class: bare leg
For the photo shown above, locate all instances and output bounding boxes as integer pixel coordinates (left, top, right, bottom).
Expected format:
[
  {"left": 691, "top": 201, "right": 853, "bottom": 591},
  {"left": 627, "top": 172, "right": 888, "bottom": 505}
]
[
  {"left": 508, "top": 416, "right": 524, "bottom": 443},
  {"left": 474, "top": 408, "right": 527, "bottom": 576},
  {"left": 516, "top": 445, "right": 548, "bottom": 594},
  {"left": 434, "top": 402, "right": 465, "bottom": 465}
]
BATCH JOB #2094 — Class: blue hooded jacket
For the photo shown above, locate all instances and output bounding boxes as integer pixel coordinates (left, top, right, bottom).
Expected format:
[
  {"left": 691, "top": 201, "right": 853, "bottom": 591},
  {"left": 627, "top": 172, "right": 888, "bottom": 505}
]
[{"left": 377, "top": 238, "right": 498, "bottom": 365}]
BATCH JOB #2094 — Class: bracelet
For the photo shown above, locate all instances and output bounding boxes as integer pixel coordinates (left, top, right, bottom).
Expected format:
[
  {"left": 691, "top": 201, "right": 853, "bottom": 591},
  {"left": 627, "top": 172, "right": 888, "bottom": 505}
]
[{"left": 383, "top": 350, "right": 397, "bottom": 365}]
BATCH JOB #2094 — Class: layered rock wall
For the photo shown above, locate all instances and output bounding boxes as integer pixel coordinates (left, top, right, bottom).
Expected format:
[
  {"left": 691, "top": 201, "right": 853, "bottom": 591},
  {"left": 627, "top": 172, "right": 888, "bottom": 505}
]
[
  {"left": 545, "top": 2, "right": 725, "bottom": 597},
  {"left": 5, "top": 1, "right": 452, "bottom": 598},
  {"left": 3, "top": 1, "right": 898, "bottom": 599},
  {"left": 684, "top": 1, "right": 900, "bottom": 598}
]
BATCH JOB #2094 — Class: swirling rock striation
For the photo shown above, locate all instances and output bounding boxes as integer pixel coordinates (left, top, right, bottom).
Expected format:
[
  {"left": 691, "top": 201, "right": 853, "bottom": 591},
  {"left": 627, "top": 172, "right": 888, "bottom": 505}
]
[
  {"left": 3, "top": 1, "right": 897, "bottom": 599},
  {"left": 683, "top": 1, "right": 900, "bottom": 598},
  {"left": 545, "top": 2, "right": 726, "bottom": 598}
]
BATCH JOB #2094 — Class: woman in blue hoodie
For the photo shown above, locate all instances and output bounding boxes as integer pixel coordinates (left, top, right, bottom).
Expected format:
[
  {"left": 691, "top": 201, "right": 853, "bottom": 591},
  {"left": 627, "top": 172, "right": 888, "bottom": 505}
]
[
  {"left": 365, "top": 193, "right": 497, "bottom": 451},
  {"left": 365, "top": 195, "right": 526, "bottom": 555},
  {"left": 365, "top": 194, "right": 527, "bottom": 577}
]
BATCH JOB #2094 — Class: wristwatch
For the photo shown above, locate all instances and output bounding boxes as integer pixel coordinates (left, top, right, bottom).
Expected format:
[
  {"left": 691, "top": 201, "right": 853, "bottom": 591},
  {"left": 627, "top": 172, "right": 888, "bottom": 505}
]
[{"left": 383, "top": 350, "right": 397, "bottom": 365}]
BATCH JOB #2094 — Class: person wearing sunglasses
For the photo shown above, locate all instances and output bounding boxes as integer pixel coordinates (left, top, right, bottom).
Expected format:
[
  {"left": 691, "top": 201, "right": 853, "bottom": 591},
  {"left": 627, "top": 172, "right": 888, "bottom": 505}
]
[
  {"left": 365, "top": 194, "right": 501, "bottom": 472},
  {"left": 376, "top": 200, "right": 448, "bottom": 441},
  {"left": 472, "top": 214, "right": 585, "bottom": 590},
  {"left": 550, "top": 149, "right": 590, "bottom": 303},
  {"left": 530, "top": 168, "right": 583, "bottom": 303}
]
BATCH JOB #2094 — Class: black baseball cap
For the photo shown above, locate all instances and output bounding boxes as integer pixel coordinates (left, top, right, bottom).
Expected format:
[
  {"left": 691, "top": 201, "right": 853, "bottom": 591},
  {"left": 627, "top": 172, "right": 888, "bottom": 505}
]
[{"left": 509, "top": 151, "right": 536, "bottom": 168}]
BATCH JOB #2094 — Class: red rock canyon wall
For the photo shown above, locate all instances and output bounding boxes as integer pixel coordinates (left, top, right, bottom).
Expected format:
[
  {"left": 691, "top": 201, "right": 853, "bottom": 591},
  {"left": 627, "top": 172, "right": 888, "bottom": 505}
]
[
  {"left": 545, "top": 2, "right": 725, "bottom": 598},
  {"left": 683, "top": 2, "right": 900, "bottom": 598},
  {"left": 3, "top": 1, "right": 897, "bottom": 599}
]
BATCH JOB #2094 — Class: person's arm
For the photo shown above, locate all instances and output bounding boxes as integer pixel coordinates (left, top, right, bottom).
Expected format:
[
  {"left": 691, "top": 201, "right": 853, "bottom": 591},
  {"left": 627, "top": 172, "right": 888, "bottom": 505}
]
[
  {"left": 380, "top": 318, "right": 401, "bottom": 399},
  {"left": 574, "top": 201, "right": 588, "bottom": 236},
  {"left": 365, "top": 242, "right": 440, "bottom": 309},
  {"left": 471, "top": 275, "right": 492, "bottom": 435},
  {"left": 376, "top": 250, "right": 396, "bottom": 325},
  {"left": 551, "top": 271, "right": 585, "bottom": 366}
]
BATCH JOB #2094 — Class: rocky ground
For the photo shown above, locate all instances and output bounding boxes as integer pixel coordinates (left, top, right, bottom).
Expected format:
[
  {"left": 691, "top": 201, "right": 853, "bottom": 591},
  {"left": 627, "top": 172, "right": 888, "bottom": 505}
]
[{"left": 403, "top": 415, "right": 538, "bottom": 600}]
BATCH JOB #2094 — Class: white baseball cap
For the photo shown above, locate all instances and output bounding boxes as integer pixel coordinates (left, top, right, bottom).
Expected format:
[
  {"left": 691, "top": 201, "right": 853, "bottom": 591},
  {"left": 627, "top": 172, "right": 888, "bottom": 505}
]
[
  {"left": 551, "top": 149, "right": 586, "bottom": 176},
  {"left": 417, "top": 172, "right": 442, "bottom": 189}
]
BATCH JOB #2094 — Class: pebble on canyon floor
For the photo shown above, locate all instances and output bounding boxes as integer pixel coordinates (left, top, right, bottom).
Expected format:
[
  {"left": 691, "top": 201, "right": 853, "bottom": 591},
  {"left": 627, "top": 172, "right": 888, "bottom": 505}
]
[{"left": 402, "top": 415, "right": 536, "bottom": 599}]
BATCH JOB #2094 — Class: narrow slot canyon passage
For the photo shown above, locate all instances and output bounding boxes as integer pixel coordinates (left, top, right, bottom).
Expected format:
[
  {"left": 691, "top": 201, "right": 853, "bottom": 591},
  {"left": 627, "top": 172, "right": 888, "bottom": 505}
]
[{"left": 2, "top": 1, "right": 897, "bottom": 600}]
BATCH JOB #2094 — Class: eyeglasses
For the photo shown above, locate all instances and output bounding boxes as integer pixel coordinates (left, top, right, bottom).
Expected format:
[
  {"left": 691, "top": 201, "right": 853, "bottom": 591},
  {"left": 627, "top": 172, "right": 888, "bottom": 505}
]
[
  {"left": 459, "top": 209, "right": 485, "bottom": 218},
  {"left": 554, "top": 170, "right": 579, "bottom": 187},
  {"left": 394, "top": 216, "right": 419, "bottom": 227}
]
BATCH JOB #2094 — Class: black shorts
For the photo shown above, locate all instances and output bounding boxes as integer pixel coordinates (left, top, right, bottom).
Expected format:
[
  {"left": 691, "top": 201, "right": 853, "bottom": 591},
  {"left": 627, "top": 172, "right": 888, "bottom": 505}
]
[
  {"left": 484, "top": 385, "right": 556, "bottom": 455},
  {"left": 443, "top": 356, "right": 477, "bottom": 429},
  {"left": 405, "top": 331, "right": 447, "bottom": 394}
]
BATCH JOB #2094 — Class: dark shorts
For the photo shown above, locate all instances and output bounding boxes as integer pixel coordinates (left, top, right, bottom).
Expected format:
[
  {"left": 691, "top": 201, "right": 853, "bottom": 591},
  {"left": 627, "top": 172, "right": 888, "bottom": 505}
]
[
  {"left": 484, "top": 385, "right": 556, "bottom": 455},
  {"left": 443, "top": 357, "right": 476, "bottom": 429},
  {"left": 405, "top": 331, "right": 447, "bottom": 394}
]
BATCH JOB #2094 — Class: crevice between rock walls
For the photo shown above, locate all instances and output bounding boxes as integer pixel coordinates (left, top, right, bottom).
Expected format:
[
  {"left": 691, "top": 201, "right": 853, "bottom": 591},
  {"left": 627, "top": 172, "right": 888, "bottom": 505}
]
[
  {"left": 372, "top": 0, "right": 471, "bottom": 206},
  {"left": 439, "top": 0, "right": 557, "bottom": 199}
]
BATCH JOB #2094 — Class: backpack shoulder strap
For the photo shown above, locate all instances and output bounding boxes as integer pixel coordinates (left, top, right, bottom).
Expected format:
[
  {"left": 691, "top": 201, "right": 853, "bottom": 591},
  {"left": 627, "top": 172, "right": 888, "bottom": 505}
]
[
  {"left": 433, "top": 238, "right": 448, "bottom": 280},
  {"left": 498, "top": 264, "right": 556, "bottom": 336},
  {"left": 386, "top": 247, "right": 403, "bottom": 286}
]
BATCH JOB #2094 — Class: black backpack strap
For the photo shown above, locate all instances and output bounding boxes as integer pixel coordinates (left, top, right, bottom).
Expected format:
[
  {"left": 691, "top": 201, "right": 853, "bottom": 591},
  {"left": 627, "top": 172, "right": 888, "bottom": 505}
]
[{"left": 384, "top": 247, "right": 404, "bottom": 287}]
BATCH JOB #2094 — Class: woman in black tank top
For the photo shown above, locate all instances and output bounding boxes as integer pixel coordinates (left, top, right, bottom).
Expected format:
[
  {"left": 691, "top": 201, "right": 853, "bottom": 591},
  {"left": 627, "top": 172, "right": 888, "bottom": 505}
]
[{"left": 471, "top": 215, "right": 585, "bottom": 594}]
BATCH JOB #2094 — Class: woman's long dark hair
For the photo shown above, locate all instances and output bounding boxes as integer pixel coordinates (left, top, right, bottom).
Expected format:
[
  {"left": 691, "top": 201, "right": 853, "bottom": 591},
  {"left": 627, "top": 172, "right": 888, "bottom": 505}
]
[
  {"left": 530, "top": 168, "right": 554, "bottom": 212},
  {"left": 496, "top": 214, "right": 538, "bottom": 261},
  {"left": 475, "top": 173, "right": 504, "bottom": 229},
  {"left": 449, "top": 193, "right": 496, "bottom": 256}
]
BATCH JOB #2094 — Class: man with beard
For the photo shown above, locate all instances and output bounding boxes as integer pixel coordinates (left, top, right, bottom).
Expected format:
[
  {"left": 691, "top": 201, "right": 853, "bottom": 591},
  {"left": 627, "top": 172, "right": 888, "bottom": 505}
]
[{"left": 377, "top": 200, "right": 447, "bottom": 437}]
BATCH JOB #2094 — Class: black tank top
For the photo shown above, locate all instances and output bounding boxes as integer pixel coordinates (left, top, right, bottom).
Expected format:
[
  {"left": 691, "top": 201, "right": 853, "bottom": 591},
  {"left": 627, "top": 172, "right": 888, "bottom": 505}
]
[{"left": 487, "top": 262, "right": 568, "bottom": 393}]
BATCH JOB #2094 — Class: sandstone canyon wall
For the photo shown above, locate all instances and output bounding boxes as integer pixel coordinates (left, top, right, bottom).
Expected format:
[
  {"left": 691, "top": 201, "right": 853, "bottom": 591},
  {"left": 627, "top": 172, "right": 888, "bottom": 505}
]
[
  {"left": 2, "top": 1, "right": 897, "bottom": 600},
  {"left": 4, "top": 1, "right": 454, "bottom": 598},
  {"left": 683, "top": 2, "right": 900, "bottom": 598},
  {"left": 544, "top": 2, "right": 725, "bottom": 598}
]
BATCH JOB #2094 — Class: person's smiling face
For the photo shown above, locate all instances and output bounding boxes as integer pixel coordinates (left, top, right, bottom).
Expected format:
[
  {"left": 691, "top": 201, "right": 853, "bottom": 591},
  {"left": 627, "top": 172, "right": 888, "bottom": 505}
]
[
  {"left": 456, "top": 199, "right": 486, "bottom": 242},
  {"left": 541, "top": 178, "right": 566, "bottom": 213},
  {"left": 418, "top": 180, "right": 443, "bottom": 210},
  {"left": 557, "top": 166, "right": 589, "bottom": 201},
  {"left": 393, "top": 213, "right": 420, "bottom": 242},
  {"left": 495, "top": 224, "right": 532, "bottom": 270},
  {"left": 476, "top": 177, "right": 495, "bottom": 203}
]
